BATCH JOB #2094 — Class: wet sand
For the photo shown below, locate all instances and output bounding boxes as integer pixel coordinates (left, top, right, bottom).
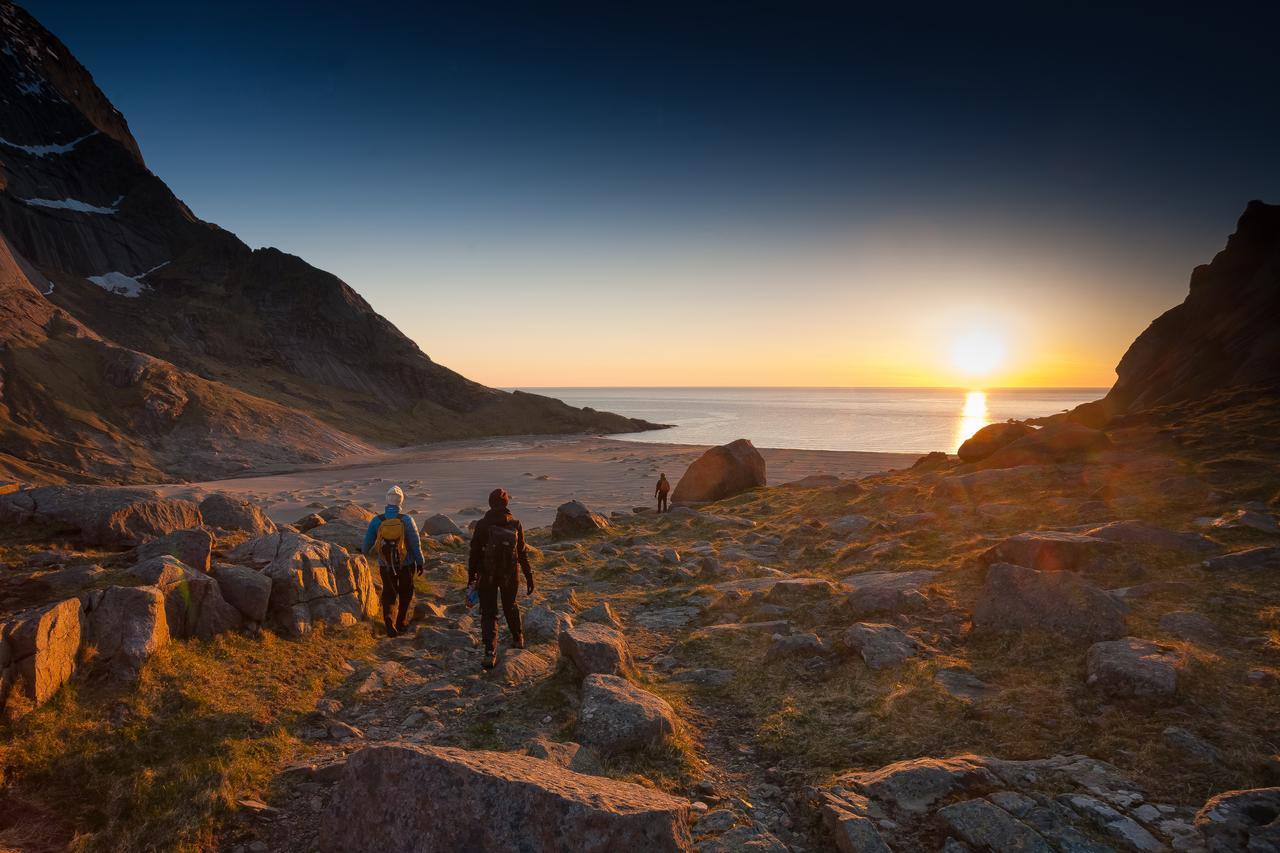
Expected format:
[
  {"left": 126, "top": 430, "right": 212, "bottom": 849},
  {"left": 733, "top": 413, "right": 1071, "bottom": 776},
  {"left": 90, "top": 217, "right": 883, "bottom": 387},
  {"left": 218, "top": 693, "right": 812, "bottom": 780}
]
[{"left": 156, "top": 436, "right": 919, "bottom": 529}]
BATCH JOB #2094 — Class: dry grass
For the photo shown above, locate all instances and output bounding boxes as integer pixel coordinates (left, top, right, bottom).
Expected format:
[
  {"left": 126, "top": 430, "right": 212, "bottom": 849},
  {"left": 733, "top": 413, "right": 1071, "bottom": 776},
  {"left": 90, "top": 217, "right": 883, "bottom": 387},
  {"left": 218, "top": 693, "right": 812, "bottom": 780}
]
[{"left": 0, "top": 626, "right": 376, "bottom": 852}]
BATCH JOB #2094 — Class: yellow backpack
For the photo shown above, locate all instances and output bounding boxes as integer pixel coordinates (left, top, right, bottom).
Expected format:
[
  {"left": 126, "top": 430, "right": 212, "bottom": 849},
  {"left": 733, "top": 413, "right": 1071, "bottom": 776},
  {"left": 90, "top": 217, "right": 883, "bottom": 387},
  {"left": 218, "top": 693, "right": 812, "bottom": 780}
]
[{"left": 374, "top": 514, "right": 406, "bottom": 565}]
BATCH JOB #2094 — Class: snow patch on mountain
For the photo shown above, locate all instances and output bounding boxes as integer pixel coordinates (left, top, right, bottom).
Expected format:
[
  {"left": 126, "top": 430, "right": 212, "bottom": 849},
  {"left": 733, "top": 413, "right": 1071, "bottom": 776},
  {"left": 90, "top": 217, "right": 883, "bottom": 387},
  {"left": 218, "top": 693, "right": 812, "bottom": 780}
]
[
  {"left": 0, "top": 131, "right": 96, "bottom": 157},
  {"left": 21, "top": 195, "right": 121, "bottom": 214},
  {"left": 87, "top": 262, "right": 168, "bottom": 298}
]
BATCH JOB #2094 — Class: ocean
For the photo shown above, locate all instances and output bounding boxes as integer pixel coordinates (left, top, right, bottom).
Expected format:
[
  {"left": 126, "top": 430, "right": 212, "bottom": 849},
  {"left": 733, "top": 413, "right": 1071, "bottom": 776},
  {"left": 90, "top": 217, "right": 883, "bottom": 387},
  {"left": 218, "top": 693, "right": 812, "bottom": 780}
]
[{"left": 530, "top": 387, "right": 1106, "bottom": 454}]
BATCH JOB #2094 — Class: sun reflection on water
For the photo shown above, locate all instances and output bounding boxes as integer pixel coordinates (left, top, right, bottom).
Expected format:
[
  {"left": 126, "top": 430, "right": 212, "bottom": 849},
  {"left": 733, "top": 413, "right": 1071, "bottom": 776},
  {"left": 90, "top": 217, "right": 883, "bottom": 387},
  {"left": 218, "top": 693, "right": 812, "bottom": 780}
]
[{"left": 954, "top": 390, "right": 990, "bottom": 451}]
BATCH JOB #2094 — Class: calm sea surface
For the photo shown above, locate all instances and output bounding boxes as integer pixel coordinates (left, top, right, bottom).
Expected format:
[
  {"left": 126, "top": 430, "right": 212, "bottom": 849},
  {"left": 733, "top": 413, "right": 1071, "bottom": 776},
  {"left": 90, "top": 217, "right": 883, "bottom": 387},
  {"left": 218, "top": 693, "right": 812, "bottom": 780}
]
[{"left": 528, "top": 387, "right": 1106, "bottom": 454}]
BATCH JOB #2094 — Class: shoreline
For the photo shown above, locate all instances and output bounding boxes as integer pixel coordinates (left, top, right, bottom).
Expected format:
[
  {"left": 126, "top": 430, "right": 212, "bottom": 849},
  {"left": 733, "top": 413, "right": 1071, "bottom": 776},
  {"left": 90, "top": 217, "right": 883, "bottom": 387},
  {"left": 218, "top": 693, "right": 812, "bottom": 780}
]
[{"left": 156, "top": 435, "right": 919, "bottom": 529}]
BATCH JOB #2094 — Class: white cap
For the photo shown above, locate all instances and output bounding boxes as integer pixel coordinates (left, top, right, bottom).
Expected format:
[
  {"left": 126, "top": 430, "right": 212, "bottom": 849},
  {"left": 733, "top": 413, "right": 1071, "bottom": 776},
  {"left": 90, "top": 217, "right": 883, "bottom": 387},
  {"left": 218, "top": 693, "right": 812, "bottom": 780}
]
[{"left": 386, "top": 485, "right": 404, "bottom": 506}]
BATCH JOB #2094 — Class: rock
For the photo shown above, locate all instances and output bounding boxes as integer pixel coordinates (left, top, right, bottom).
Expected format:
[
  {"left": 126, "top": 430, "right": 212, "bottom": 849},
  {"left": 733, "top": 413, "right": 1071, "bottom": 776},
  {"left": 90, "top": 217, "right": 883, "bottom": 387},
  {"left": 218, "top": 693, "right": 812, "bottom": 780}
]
[
  {"left": 86, "top": 585, "right": 168, "bottom": 677},
  {"left": 1159, "top": 611, "right": 1220, "bottom": 643},
  {"left": 980, "top": 422, "right": 1112, "bottom": 469},
  {"left": 765, "top": 632, "right": 828, "bottom": 661},
  {"left": 320, "top": 744, "right": 692, "bottom": 851},
  {"left": 128, "top": 556, "right": 242, "bottom": 639},
  {"left": 844, "top": 570, "right": 939, "bottom": 615},
  {"left": 691, "top": 807, "right": 739, "bottom": 836},
  {"left": 671, "top": 439, "right": 766, "bottom": 505},
  {"left": 936, "top": 798, "right": 1054, "bottom": 852},
  {"left": 957, "top": 422, "right": 1036, "bottom": 463},
  {"left": 524, "top": 604, "right": 574, "bottom": 642},
  {"left": 634, "top": 607, "right": 702, "bottom": 629},
  {"left": 558, "top": 622, "right": 633, "bottom": 677},
  {"left": 296, "top": 512, "right": 325, "bottom": 533},
  {"left": 577, "top": 674, "right": 678, "bottom": 758},
  {"left": 525, "top": 737, "right": 604, "bottom": 775},
  {"left": 1163, "top": 726, "right": 1223, "bottom": 766},
  {"left": 209, "top": 563, "right": 273, "bottom": 623},
  {"left": 822, "top": 792, "right": 894, "bottom": 853},
  {"left": 980, "top": 531, "right": 1116, "bottom": 574},
  {"left": 843, "top": 623, "right": 921, "bottom": 670},
  {"left": 307, "top": 520, "right": 368, "bottom": 554},
  {"left": 0, "top": 597, "right": 85, "bottom": 713},
  {"left": 229, "top": 531, "right": 378, "bottom": 636},
  {"left": 491, "top": 648, "right": 552, "bottom": 684},
  {"left": 764, "top": 577, "right": 845, "bottom": 606},
  {"left": 578, "top": 602, "right": 623, "bottom": 630},
  {"left": 552, "top": 501, "right": 611, "bottom": 540},
  {"left": 198, "top": 494, "right": 276, "bottom": 536},
  {"left": 420, "top": 513, "right": 464, "bottom": 537},
  {"left": 935, "top": 668, "right": 996, "bottom": 703},
  {"left": 414, "top": 627, "right": 477, "bottom": 651},
  {"left": 135, "top": 527, "right": 215, "bottom": 573},
  {"left": 1085, "top": 638, "right": 1181, "bottom": 698},
  {"left": 319, "top": 501, "right": 374, "bottom": 525},
  {"left": 1194, "top": 787, "right": 1280, "bottom": 853},
  {"left": 973, "top": 564, "right": 1127, "bottom": 642},
  {"left": 1084, "top": 520, "right": 1216, "bottom": 555},
  {"left": 837, "top": 755, "right": 999, "bottom": 815},
  {"left": 693, "top": 621, "right": 791, "bottom": 639},
  {"left": 1203, "top": 546, "right": 1280, "bottom": 572},
  {"left": 1060, "top": 794, "right": 1163, "bottom": 852},
  {"left": 696, "top": 825, "right": 789, "bottom": 851},
  {"left": 830, "top": 514, "right": 874, "bottom": 535},
  {"left": 1, "top": 485, "right": 202, "bottom": 546},
  {"left": 1210, "top": 508, "right": 1280, "bottom": 534}
]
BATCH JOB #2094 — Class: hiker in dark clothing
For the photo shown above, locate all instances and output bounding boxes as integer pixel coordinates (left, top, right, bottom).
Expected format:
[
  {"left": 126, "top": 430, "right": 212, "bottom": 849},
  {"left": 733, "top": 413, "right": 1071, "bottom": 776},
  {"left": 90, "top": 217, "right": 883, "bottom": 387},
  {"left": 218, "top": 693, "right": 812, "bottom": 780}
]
[
  {"left": 655, "top": 473, "right": 671, "bottom": 513},
  {"left": 468, "top": 488, "right": 534, "bottom": 670},
  {"left": 362, "top": 485, "right": 425, "bottom": 637}
]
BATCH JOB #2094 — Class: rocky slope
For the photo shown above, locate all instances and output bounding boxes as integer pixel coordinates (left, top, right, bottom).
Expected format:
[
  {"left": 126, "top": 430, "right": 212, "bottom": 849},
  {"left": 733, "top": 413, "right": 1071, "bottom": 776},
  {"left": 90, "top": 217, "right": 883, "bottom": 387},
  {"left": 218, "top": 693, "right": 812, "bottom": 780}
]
[{"left": 0, "top": 1, "right": 659, "bottom": 483}]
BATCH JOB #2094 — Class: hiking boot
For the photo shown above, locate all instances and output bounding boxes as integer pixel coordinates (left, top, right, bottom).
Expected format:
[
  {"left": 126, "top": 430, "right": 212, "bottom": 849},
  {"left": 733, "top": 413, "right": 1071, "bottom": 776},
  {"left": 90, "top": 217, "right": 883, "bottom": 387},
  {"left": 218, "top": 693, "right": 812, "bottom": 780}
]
[
  {"left": 394, "top": 620, "right": 408, "bottom": 634},
  {"left": 383, "top": 616, "right": 398, "bottom": 638},
  {"left": 511, "top": 636, "right": 525, "bottom": 650},
  {"left": 482, "top": 650, "right": 497, "bottom": 670}
]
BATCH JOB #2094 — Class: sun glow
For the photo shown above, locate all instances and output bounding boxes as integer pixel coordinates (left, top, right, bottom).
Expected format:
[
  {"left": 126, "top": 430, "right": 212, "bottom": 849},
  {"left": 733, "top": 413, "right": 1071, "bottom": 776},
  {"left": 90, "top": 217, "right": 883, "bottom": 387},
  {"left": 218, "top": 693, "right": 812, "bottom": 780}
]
[
  {"left": 954, "top": 389, "right": 991, "bottom": 450},
  {"left": 950, "top": 329, "right": 1006, "bottom": 377}
]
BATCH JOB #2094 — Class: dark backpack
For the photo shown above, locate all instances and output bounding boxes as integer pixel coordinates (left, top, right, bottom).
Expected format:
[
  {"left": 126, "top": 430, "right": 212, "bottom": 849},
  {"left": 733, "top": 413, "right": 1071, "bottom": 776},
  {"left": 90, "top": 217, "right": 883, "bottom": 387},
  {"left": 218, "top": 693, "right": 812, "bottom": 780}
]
[{"left": 482, "top": 523, "right": 519, "bottom": 577}]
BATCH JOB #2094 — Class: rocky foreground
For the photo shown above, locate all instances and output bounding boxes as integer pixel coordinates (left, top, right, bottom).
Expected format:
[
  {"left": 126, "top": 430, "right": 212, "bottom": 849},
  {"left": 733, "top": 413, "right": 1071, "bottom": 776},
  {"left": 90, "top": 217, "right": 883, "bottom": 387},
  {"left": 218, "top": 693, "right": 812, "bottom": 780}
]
[{"left": 1, "top": 382, "right": 1278, "bottom": 852}]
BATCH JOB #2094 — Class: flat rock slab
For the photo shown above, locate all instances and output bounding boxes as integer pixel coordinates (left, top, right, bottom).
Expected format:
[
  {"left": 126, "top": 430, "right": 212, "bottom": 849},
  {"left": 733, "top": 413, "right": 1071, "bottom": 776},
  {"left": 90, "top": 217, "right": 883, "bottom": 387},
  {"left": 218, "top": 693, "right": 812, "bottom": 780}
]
[
  {"left": 692, "top": 621, "right": 792, "bottom": 638},
  {"left": 935, "top": 667, "right": 996, "bottom": 703},
  {"left": 842, "top": 570, "right": 939, "bottom": 615},
  {"left": 1203, "top": 546, "right": 1280, "bottom": 572},
  {"left": 321, "top": 744, "right": 691, "bottom": 852},
  {"left": 973, "top": 563, "right": 1126, "bottom": 643},
  {"left": 1086, "top": 637, "right": 1181, "bottom": 698}
]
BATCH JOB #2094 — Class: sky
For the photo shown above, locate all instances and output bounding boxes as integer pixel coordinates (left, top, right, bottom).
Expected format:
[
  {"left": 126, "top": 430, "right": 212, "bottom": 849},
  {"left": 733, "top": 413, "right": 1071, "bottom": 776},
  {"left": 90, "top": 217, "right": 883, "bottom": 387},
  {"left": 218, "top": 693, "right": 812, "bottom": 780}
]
[{"left": 25, "top": 1, "right": 1280, "bottom": 388}]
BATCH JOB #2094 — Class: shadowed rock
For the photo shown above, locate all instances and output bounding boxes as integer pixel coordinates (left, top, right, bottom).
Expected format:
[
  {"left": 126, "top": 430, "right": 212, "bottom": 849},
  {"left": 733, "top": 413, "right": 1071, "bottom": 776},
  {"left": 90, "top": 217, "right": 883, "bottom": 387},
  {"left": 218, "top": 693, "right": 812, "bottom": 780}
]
[
  {"left": 0, "top": 597, "right": 84, "bottom": 714},
  {"left": 843, "top": 570, "right": 939, "bottom": 615},
  {"left": 671, "top": 439, "right": 766, "bottom": 505},
  {"left": 210, "top": 563, "right": 272, "bottom": 623},
  {"left": 973, "top": 563, "right": 1126, "bottom": 642},
  {"left": 135, "top": 528, "right": 214, "bottom": 573},
  {"left": 577, "top": 674, "right": 678, "bottom": 758},
  {"left": 980, "top": 531, "right": 1117, "bottom": 574},
  {"left": 0, "top": 485, "right": 201, "bottom": 546},
  {"left": 552, "top": 501, "right": 611, "bottom": 540},
  {"left": 842, "top": 623, "right": 921, "bottom": 670},
  {"left": 86, "top": 585, "right": 168, "bottom": 678},
  {"left": 1086, "top": 637, "right": 1181, "bottom": 698},
  {"left": 320, "top": 744, "right": 692, "bottom": 852},
  {"left": 1194, "top": 786, "right": 1280, "bottom": 853},
  {"left": 198, "top": 494, "right": 276, "bottom": 536},
  {"left": 957, "top": 422, "right": 1036, "bottom": 463},
  {"left": 128, "top": 555, "right": 242, "bottom": 639},
  {"left": 558, "top": 622, "right": 633, "bottom": 677}
]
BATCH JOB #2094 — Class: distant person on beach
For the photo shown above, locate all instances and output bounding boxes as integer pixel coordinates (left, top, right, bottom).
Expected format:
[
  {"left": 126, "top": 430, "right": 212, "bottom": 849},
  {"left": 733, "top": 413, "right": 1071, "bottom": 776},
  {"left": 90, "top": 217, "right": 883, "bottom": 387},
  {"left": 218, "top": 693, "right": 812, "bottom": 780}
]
[
  {"left": 468, "top": 488, "right": 534, "bottom": 670},
  {"left": 655, "top": 473, "right": 671, "bottom": 512},
  {"left": 363, "top": 485, "right": 425, "bottom": 637}
]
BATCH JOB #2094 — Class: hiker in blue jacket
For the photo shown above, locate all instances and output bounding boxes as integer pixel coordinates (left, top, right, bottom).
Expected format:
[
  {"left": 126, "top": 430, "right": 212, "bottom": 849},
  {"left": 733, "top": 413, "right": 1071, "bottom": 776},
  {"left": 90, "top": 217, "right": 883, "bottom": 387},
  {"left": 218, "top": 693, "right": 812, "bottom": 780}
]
[{"left": 363, "top": 485, "right": 425, "bottom": 636}]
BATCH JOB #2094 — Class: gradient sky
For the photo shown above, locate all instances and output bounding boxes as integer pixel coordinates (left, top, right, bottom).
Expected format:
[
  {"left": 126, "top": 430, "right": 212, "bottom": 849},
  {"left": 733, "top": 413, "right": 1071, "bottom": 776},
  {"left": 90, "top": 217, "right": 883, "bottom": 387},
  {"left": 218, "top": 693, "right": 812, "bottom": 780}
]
[{"left": 25, "top": 1, "right": 1280, "bottom": 388}]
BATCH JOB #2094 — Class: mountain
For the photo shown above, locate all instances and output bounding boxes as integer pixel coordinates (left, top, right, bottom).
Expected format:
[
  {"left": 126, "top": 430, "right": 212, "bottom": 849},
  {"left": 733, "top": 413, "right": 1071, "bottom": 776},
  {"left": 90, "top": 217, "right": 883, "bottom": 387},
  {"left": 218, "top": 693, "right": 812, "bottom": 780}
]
[{"left": 0, "top": 2, "right": 660, "bottom": 484}]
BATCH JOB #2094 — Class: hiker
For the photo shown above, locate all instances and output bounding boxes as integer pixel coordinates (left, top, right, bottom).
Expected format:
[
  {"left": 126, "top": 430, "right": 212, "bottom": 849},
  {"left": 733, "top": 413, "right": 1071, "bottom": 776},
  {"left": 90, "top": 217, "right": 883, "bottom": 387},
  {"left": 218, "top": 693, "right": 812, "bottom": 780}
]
[
  {"left": 362, "top": 485, "right": 425, "bottom": 637},
  {"left": 655, "top": 473, "right": 671, "bottom": 513},
  {"left": 467, "top": 487, "right": 534, "bottom": 670}
]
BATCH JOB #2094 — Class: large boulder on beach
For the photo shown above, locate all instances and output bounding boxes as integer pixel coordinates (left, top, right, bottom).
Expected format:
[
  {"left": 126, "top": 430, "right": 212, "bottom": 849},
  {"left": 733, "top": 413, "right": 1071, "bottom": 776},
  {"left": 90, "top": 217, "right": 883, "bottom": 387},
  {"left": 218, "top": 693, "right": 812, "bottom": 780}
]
[
  {"left": 0, "top": 485, "right": 201, "bottom": 546},
  {"left": 671, "top": 439, "right": 766, "bottom": 505},
  {"left": 198, "top": 494, "right": 276, "bottom": 536},
  {"left": 973, "top": 563, "right": 1126, "bottom": 642},
  {"left": 320, "top": 744, "right": 692, "bottom": 852},
  {"left": 577, "top": 674, "right": 678, "bottom": 758},
  {"left": 85, "top": 585, "right": 169, "bottom": 678},
  {"left": 957, "top": 422, "right": 1036, "bottom": 463},
  {"left": 229, "top": 531, "right": 379, "bottom": 636},
  {"left": 420, "top": 513, "right": 465, "bottom": 537},
  {"left": 552, "top": 501, "right": 610, "bottom": 540}
]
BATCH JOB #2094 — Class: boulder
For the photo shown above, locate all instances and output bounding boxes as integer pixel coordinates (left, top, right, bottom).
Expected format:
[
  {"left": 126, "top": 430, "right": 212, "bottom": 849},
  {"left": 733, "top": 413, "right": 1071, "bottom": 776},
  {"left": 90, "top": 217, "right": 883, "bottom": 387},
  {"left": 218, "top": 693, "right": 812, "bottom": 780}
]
[
  {"left": 577, "top": 674, "right": 678, "bottom": 757},
  {"left": 578, "top": 602, "right": 623, "bottom": 630},
  {"left": 229, "top": 531, "right": 379, "bottom": 636},
  {"left": 558, "top": 622, "right": 633, "bottom": 677},
  {"left": 552, "top": 501, "right": 611, "bottom": 540},
  {"left": 973, "top": 563, "right": 1126, "bottom": 642},
  {"left": 957, "top": 422, "right": 1036, "bottom": 463},
  {"left": 128, "top": 556, "right": 242, "bottom": 639},
  {"left": 0, "top": 485, "right": 202, "bottom": 546},
  {"left": 765, "top": 632, "right": 828, "bottom": 661},
  {"left": 86, "top": 585, "right": 168, "bottom": 678},
  {"left": 822, "top": 793, "right": 894, "bottom": 853},
  {"left": 670, "top": 439, "right": 766, "bottom": 505},
  {"left": 320, "top": 744, "right": 691, "bottom": 852},
  {"left": 420, "top": 513, "right": 464, "bottom": 537},
  {"left": 843, "top": 623, "right": 922, "bottom": 670},
  {"left": 980, "top": 422, "right": 1112, "bottom": 469},
  {"left": 525, "top": 738, "right": 604, "bottom": 775},
  {"left": 698, "top": 826, "right": 790, "bottom": 851},
  {"left": 1194, "top": 787, "right": 1280, "bottom": 853},
  {"left": 210, "top": 563, "right": 272, "bottom": 623},
  {"left": 135, "top": 528, "right": 214, "bottom": 573},
  {"left": 524, "top": 604, "right": 574, "bottom": 642},
  {"left": 1163, "top": 726, "right": 1223, "bottom": 766},
  {"left": 843, "top": 570, "right": 939, "bottom": 615},
  {"left": 830, "top": 514, "right": 874, "bottom": 535},
  {"left": 836, "top": 755, "right": 999, "bottom": 815},
  {"left": 198, "top": 493, "right": 276, "bottom": 536},
  {"left": 296, "top": 512, "right": 325, "bottom": 533},
  {"left": 307, "top": 520, "right": 368, "bottom": 554},
  {"left": 319, "top": 501, "right": 375, "bottom": 525},
  {"left": 1158, "top": 610, "right": 1220, "bottom": 643},
  {"left": 1084, "top": 520, "right": 1215, "bottom": 555},
  {"left": 0, "top": 597, "right": 85, "bottom": 713},
  {"left": 980, "top": 531, "right": 1117, "bottom": 574},
  {"left": 1085, "top": 638, "right": 1180, "bottom": 698},
  {"left": 492, "top": 649, "right": 552, "bottom": 684}
]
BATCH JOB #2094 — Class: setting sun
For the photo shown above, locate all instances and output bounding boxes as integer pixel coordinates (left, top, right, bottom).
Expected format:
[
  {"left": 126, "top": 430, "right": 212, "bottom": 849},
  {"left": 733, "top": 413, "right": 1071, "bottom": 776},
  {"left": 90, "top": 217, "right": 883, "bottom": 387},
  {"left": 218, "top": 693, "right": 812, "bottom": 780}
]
[{"left": 950, "top": 329, "right": 1007, "bottom": 377}]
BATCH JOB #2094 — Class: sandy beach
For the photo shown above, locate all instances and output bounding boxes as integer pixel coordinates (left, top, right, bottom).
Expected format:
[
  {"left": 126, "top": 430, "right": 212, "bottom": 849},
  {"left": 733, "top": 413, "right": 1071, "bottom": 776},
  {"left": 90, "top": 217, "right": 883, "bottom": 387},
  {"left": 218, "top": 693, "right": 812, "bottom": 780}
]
[{"left": 155, "top": 436, "right": 919, "bottom": 529}]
